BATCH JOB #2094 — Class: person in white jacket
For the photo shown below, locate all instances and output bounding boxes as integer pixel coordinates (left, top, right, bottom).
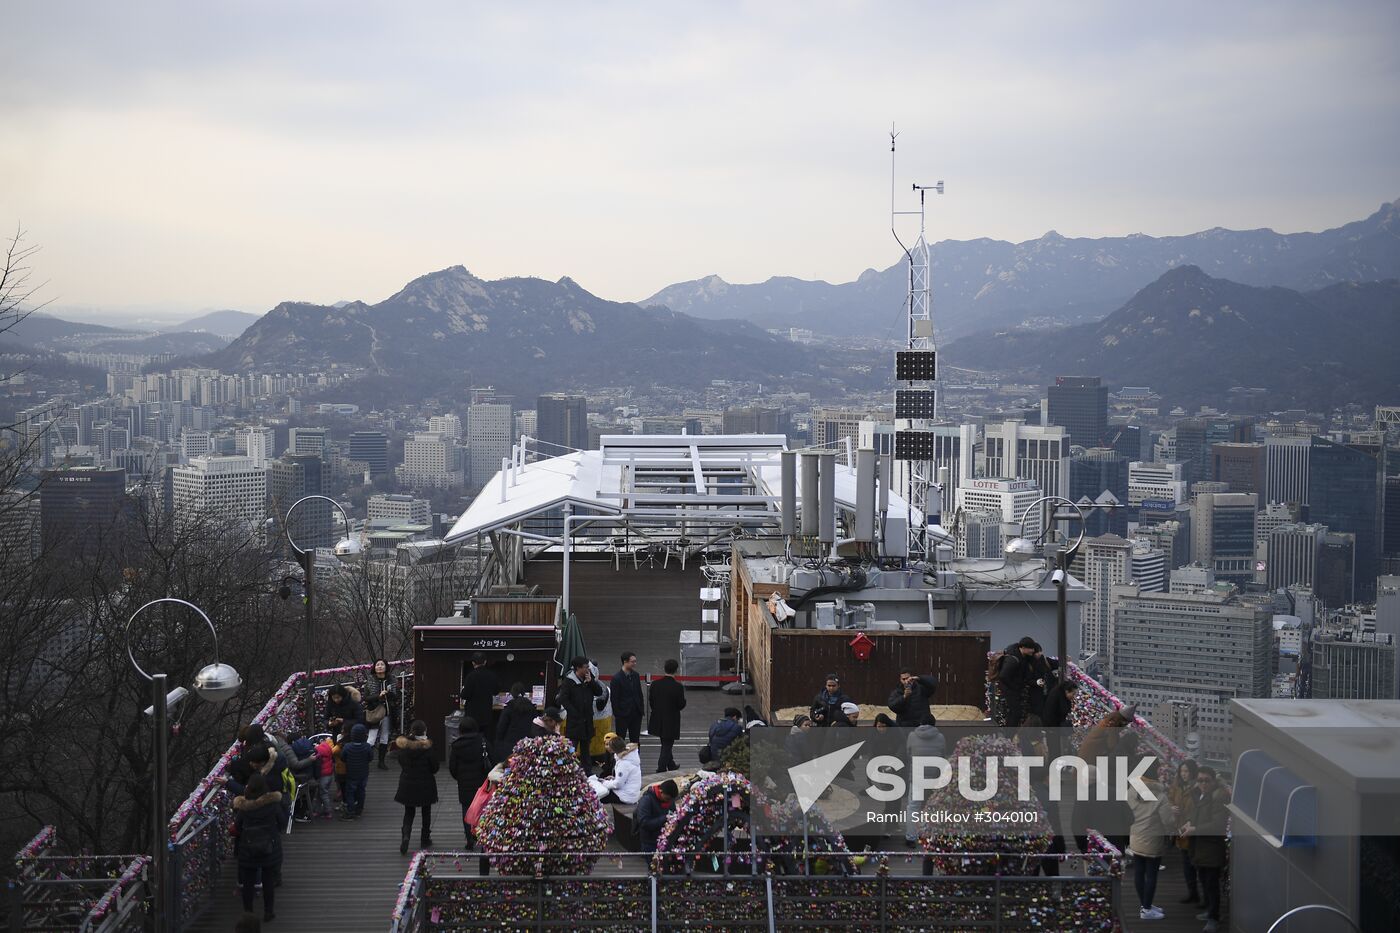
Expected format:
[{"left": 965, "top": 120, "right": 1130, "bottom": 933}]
[
  {"left": 1126, "top": 761, "right": 1176, "bottom": 922},
  {"left": 588, "top": 736, "right": 641, "bottom": 804}
]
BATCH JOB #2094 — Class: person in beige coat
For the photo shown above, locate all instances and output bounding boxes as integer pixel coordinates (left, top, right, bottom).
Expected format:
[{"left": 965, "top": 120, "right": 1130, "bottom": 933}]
[{"left": 1126, "top": 760, "right": 1175, "bottom": 921}]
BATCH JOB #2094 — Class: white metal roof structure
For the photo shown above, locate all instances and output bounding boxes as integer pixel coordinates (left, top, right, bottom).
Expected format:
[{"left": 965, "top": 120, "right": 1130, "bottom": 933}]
[{"left": 443, "top": 434, "right": 923, "bottom": 545}]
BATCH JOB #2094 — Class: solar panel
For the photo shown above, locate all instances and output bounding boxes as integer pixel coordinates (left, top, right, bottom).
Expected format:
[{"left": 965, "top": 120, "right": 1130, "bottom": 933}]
[
  {"left": 894, "top": 430, "right": 936, "bottom": 460},
  {"left": 895, "top": 350, "right": 937, "bottom": 381},
  {"left": 895, "top": 389, "right": 938, "bottom": 419}
]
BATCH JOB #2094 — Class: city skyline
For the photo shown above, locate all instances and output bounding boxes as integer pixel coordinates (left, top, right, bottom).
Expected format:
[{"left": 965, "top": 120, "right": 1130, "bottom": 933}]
[{"left": 2, "top": 1, "right": 1397, "bottom": 315}]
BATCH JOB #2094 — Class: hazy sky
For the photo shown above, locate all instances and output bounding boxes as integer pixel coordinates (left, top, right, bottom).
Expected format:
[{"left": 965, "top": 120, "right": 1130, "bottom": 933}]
[{"left": 3, "top": 1, "right": 1397, "bottom": 317}]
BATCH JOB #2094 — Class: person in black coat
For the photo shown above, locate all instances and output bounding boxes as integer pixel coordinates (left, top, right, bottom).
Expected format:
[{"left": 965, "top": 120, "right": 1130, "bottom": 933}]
[
  {"left": 611, "top": 651, "right": 645, "bottom": 744},
  {"left": 887, "top": 669, "right": 939, "bottom": 728},
  {"left": 233, "top": 773, "right": 288, "bottom": 922},
  {"left": 394, "top": 719, "right": 440, "bottom": 854},
  {"left": 634, "top": 780, "right": 678, "bottom": 853},
  {"left": 557, "top": 656, "right": 605, "bottom": 772},
  {"left": 324, "top": 684, "right": 364, "bottom": 734},
  {"left": 810, "top": 673, "right": 855, "bottom": 727},
  {"left": 991, "top": 637, "right": 1037, "bottom": 726},
  {"left": 494, "top": 682, "right": 537, "bottom": 760},
  {"left": 448, "top": 716, "right": 491, "bottom": 847},
  {"left": 1041, "top": 678, "right": 1079, "bottom": 728},
  {"left": 647, "top": 659, "right": 687, "bottom": 772},
  {"left": 459, "top": 652, "right": 500, "bottom": 736}
]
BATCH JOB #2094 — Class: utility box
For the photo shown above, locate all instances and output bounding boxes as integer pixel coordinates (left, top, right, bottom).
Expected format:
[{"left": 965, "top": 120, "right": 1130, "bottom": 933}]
[
  {"left": 681, "top": 643, "right": 720, "bottom": 679},
  {"left": 884, "top": 517, "right": 910, "bottom": 558}
]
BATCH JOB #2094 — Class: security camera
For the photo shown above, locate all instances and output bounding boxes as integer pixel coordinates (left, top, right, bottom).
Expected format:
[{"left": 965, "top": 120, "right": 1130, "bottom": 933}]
[
  {"left": 143, "top": 686, "right": 189, "bottom": 717},
  {"left": 1051, "top": 569, "right": 1067, "bottom": 586}
]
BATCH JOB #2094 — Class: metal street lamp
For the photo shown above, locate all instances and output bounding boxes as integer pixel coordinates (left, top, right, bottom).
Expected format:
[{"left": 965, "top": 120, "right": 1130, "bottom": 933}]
[
  {"left": 1009, "top": 495, "right": 1087, "bottom": 666},
  {"left": 125, "top": 597, "right": 241, "bottom": 933},
  {"left": 284, "top": 495, "right": 361, "bottom": 734}
]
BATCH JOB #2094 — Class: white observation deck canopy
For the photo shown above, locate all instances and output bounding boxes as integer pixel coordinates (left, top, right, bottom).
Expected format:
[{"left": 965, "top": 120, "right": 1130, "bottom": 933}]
[{"left": 443, "top": 434, "right": 922, "bottom": 545}]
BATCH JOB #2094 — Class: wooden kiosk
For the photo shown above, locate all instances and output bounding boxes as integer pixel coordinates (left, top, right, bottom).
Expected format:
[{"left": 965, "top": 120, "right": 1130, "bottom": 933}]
[{"left": 412, "top": 596, "right": 562, "bottom": 758}]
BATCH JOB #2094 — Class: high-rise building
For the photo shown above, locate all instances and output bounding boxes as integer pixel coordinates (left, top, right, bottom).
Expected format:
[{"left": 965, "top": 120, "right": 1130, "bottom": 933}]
[
  {"left": 1308, "top": 436, "right": 1384, "bottom": 601},
  {"left": 1316, "top": 532, "right": 1357, "bottom": 608},
  {"left": 954, "top": 478, "right": 1043, "bottom": 542},
  {"left": 267, "top": 454, "right": 331, "bottom": 548},
  {"left": 38, "top": 467, "right": 129, "bottom": 559},
  {"left": 1106, "top": 423, "right": 1145, "bottom": 463},
  {"left": 1069, "top": 448, "right": 1128, "bottom": 536},
  {"left": 1256, "top": 500, "right": 1300, "bottom": 545},
  {"left": 1128, "top": 461, "right": 1186, "bottom": 507},
  {"left": 180, "top": 431, "right": 212, "bottom": 463},
  {"left": 1153, "top": 699, "right": 1200, "bottom": 752},
  {"left": 467, "top": 403, "right": 513, "bottom": 489},
  {"left": 1265, "top": 435, "right": 1311, "bottom": 506},
  {"left": 287, "top": 427, "right": 328, "bottom": 458},
  {"left": 1266, "top": 522, "right": 1326, "bottom": 593},
  {"left": 536, "top": 395, "right": 588, "bottom": 452},
  {"left": 1192, "top": 492, "right": 1258, "bottom": 585},
  {"left": 1211, "top": 442, "right": 1265, "bottom": 497},
  {"left": 1173, "top": 419, "right": 1209, "bottom": 486},
  {"left": 1169, "top": 564, "right": 1215, "bottom": 595},
  {"left": 1110, "top": 584, "right": 1273, "bottom": 756},
  {"left": 396, "top": 432, "right": 465, "bottom": 490},
  {"left": 1385, "top": 475, "right": 1400, "bottom": 571},
  {"left": 722, "top": 406, "right": 789, "bottom": 437},
  {"left": 170, "top": 456, "right": 267, "bottom": 537},
  {"left": 348, "top": 431, "right": 390, "bottom": 477},
  {"left": 1309, "top": 628, "right": 1396, "bottom": 699},
  {"left": 514, "top": 410, "right": 537, "bottom": 440},
  {"left": 811, "top": 407, "right": 882, "bottom": 449},
  {"left": 427, "top": 414, "right": 463, "bottom": 441},
  {"left": 1079, "top": 534, "right": 1133, "bottom": 667},
  {"left": 1130, "top": 539, "right": 1168, "bottom": 593},
  {"left": 241, "top": 427, "right": 274, "bottom": 468},
  {"left": 0, "top": 490, "right": 41, "bottom": 573},
  {"left": 368, "top": 493, "right": 432, "bottom": 526},
  {"left": 1134, "top": 517, "right": 1190, "bottom": 570},
  {"left": 953, "top": 510, "right": 1005, "bottom": 559},
  {"left": 1046, "top": 375, "right": 1108, "bottom": 448},
  {"left": 982, "top": 421, "right": 1069, "bottom": 499}
]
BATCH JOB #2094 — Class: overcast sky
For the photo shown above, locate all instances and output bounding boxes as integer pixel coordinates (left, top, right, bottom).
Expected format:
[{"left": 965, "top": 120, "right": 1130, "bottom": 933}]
[{"left": 3, "top": 1, "right": 1397, "bottom": 317}]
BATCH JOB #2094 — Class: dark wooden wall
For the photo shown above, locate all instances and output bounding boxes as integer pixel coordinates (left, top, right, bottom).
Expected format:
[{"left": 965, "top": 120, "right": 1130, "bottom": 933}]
[
  {"left": 473, "top": 597, "right": 560, "bottom": 627},
  {"left": 758, "top": 627, "right": 991, "bottom": 715}
]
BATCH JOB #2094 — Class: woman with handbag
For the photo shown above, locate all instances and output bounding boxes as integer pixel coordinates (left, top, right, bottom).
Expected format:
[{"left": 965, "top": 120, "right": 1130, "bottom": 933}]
[
  {"left": 448, "top": 715, "right": 491, "bottom": 848},
  {"left": 363, "top": 658, "right": 397, "bottom": 770}
]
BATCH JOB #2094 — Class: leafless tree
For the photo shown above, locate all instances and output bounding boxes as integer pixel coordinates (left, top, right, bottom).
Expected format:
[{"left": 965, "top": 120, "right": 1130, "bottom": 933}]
[
  {"left": 0, "top": 483, "right": 302, "bottom": 856},
  {"left": 316, "top": 546, "right": 484, "bottom": 664}
]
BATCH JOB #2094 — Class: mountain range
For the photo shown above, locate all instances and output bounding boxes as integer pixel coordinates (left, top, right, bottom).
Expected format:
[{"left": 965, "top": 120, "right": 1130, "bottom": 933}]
[
  {"left": 0, "top": 313, "right": 230, "bottom": 357},
  {"left": 944, "top": 266, "right": 1400, "bottom": 410},
  {"left": 10, "top": 200, "right": 1397, "bottom": 411},
  {"left": 200, "top": 267, "right": 877, "bottom": 398},
  {"left": 644, "top": 200, "right": 1400, "bottom": 340},
  {"left": 175, "top": 309, "right": 261, "bottom": 338}
]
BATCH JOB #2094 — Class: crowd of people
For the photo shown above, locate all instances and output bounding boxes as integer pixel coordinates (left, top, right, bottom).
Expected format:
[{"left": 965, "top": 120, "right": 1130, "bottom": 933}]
[{"left": 217, "top": 643, "right": 1228, "bottom": 931}]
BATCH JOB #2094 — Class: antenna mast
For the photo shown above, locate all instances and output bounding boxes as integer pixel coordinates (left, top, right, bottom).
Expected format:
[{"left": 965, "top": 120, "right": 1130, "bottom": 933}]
[{"left": 889, "top": 126, "right": 943, "bottom": 561}]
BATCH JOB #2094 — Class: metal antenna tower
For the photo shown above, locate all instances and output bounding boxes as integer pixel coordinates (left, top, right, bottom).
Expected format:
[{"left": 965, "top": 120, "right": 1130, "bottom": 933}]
[{"left": 890, "top": 126, "right": 943, "bottom": 560}]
